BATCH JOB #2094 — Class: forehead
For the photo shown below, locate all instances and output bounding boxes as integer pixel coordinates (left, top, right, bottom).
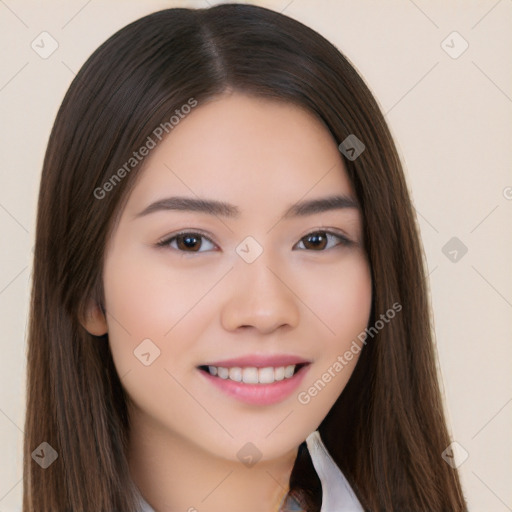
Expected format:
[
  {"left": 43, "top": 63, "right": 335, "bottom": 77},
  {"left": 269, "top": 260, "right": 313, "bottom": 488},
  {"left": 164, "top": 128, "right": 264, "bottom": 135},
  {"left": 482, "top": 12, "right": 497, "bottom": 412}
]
[{"left": 123, "top": 93, "right": 355, "bottom": 215}]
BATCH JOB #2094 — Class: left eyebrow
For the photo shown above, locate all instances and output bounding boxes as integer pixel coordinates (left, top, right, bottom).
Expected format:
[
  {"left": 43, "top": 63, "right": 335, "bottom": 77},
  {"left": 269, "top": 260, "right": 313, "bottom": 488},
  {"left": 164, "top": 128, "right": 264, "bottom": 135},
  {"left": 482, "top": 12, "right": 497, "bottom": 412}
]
[
  {"left": 282, "top": 194, "right": 359, "bottom": 218},
  {"left": 133, "top": 194, "right": 359, "bottom": 219}
]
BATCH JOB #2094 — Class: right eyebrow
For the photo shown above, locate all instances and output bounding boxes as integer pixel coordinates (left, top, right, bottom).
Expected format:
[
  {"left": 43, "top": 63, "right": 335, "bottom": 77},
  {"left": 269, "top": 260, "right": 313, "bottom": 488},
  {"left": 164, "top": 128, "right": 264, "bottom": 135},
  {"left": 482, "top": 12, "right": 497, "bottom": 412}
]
[{"left": 134, "top": 197, "right": 240, "bottom": 219}]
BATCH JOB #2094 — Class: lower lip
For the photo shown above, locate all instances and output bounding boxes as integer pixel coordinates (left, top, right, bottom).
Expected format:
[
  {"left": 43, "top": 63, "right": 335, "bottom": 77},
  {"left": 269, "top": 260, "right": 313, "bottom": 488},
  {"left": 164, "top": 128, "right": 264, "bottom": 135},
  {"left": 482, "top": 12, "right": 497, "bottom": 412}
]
[{"left": 198, "top": 365, "right": 310, "bottom": 405}]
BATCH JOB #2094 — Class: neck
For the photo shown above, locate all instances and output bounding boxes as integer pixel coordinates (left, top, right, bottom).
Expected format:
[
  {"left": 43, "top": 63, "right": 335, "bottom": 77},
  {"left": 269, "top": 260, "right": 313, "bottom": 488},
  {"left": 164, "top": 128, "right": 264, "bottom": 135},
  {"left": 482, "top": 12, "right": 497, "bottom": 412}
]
[{"left": 127, "top": 406, "right": 298, "bottom": 512}]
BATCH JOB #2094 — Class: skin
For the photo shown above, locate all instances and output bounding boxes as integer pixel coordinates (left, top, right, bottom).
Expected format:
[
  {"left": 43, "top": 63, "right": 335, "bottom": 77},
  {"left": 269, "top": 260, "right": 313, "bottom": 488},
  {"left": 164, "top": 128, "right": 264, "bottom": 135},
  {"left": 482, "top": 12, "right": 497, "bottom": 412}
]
[{"left": 82, "top": 92, "right": 372, "bottom": 512}]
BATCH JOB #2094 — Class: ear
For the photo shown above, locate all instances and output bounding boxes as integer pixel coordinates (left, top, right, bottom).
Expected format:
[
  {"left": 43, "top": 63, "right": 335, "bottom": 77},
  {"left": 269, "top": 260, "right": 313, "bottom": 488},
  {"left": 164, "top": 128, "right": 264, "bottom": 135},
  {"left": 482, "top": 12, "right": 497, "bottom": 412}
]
[{"left": 80, "top": 300, "right": 108, "bottom": 336}]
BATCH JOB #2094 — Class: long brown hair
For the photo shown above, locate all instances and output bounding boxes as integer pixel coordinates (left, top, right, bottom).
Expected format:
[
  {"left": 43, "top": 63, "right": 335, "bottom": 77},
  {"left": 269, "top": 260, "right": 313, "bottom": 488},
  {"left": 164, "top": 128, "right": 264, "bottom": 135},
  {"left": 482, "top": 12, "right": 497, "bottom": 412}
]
[{"left": 24, "top": 4, "right": 467, "bottom": 511}]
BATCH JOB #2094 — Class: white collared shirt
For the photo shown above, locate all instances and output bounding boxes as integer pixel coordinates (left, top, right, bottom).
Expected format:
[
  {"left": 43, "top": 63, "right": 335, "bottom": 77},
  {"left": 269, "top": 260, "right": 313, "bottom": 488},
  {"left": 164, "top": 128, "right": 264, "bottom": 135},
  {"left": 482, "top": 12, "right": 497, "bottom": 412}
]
[{"left": 134, "top": 430, "right": 364, "bottom": 512}]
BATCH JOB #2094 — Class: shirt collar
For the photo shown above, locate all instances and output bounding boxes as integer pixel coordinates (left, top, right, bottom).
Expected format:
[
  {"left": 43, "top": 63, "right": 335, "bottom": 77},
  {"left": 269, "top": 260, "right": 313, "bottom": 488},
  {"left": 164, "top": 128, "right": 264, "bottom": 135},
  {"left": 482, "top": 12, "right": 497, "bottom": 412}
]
[
  {"left": 134, "top": 430, "right": 363, "bottom": 512},
  {"left": 305, "top": 430, "right": 364, "bottom": 511}
]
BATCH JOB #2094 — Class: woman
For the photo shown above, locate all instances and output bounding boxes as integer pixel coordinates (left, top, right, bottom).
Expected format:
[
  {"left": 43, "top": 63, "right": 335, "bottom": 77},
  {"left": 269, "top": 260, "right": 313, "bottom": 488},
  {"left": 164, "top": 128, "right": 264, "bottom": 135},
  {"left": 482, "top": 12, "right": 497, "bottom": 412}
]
[{"left": 24, "top": 3, "right": 467, "bottom": 511}]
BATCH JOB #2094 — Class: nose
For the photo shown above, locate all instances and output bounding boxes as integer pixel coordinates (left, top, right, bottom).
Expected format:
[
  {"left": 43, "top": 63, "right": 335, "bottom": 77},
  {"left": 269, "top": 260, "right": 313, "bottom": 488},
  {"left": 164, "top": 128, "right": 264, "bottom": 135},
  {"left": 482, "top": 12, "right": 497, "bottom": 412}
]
[{"left": 220, "top": 257, "right": 300, "bottom": 335}]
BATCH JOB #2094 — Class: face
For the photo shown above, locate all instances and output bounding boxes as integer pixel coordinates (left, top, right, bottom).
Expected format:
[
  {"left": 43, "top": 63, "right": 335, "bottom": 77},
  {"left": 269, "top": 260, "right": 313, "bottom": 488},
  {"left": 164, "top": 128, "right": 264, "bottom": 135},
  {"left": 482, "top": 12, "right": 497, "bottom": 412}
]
[{"left": 98, "top": 93, "right": 372, "bottom": 462}]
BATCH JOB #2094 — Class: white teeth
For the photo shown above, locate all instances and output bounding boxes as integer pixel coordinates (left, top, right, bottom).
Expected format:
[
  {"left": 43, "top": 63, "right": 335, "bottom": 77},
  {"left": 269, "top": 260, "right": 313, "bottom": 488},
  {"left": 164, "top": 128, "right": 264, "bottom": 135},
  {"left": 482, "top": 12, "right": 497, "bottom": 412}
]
[
  {"left": 242, "top": 367, "right": 259, "bottom": 384},
  {"left": 228, "top": 367, "right": 242, "bottom": 382},
  {"left": 205, "top": 364, "right": 299, "bottom": 383},
  {"left": 284, "top": 365, "right": 295, "bottom": 378},
  {"left": 217, "top": 367, "right": 229, "bottom": 379},
  {"left": 274, "top": 366, "right": 285, "bottom": 381},
  {"left": 258, "top": 367, "right": 275, "bottom": 384}
]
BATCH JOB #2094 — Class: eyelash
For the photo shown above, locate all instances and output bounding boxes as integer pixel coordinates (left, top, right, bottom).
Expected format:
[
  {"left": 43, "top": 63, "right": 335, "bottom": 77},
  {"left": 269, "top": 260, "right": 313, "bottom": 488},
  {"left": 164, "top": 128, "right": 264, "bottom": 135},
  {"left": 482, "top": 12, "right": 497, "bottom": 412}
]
[{"left": 156, "top": 229, "right": 354, "bottom": 253}]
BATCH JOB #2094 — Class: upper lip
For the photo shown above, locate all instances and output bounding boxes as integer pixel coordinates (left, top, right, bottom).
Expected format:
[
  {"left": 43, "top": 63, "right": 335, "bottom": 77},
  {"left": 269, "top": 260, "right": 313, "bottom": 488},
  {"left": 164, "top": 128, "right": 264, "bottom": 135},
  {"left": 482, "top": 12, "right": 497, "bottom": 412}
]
[{"left": 201, "top": 354, "right": 311, "bottom": 368}]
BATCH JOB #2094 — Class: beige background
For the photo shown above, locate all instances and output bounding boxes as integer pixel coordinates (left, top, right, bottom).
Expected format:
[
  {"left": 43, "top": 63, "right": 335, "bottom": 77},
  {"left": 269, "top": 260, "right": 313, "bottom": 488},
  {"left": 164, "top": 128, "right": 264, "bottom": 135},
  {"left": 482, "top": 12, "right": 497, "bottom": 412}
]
[{"left": 1, "top": 0, "right": 511, "bottom": 510}]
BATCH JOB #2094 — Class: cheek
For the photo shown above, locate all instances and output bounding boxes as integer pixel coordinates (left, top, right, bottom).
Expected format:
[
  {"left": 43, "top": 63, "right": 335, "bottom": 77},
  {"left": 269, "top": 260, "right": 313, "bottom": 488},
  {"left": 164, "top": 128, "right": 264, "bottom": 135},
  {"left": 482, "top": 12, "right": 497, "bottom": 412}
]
[
  {"left": 101, "top": 250, "right": 210, "bottom": 422},
  {"left": 329, "top": 260, "right": 372, "bottom": 337},
  {"left": 103, "top": 259, "right": 166, "bottom": 341},
  {"left": 102, "top": 248, "right": 204, "bottom": 374},
  {"left": 304, "top": 252, "right": 372, "bottom": 341},
  {"left": 294, "top": 254, "right": 372, "bottom": 412},
  {"left": 103, "top": 244, "right": 216, "bottom": 335}
]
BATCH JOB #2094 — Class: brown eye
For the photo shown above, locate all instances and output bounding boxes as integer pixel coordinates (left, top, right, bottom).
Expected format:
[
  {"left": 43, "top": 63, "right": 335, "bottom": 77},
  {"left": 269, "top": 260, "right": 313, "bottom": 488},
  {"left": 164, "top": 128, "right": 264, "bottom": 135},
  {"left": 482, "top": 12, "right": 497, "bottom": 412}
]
[
  {"left": 302, "top": 232, "right": 327, "bottom": 250},
  {"left": 176, "top": 233, "right": 202, "bottom": 251},
  {"left": 158, "top": 232, "right": 217, "bottom": 252},
  {"left": 295, "top": 231, "right": 352, "bottom": 251}
]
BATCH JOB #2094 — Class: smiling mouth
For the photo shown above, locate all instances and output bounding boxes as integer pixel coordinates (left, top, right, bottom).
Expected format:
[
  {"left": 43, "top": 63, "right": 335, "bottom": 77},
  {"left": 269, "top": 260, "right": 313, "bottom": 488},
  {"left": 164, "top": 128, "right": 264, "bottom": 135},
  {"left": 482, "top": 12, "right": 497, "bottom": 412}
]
[{"left": 198, "top": 363, "right": 308, "bottom": 384}]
